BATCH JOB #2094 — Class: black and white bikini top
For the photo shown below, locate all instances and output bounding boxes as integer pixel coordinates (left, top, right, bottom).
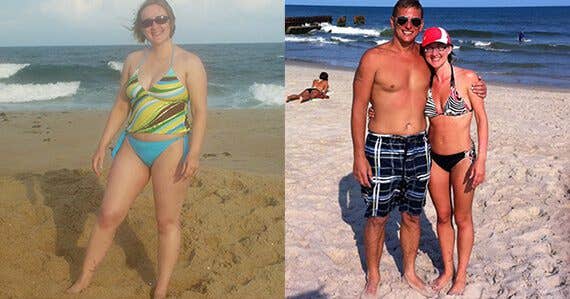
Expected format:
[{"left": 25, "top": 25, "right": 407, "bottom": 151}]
[{"left": 424, "top": 65, "right": 472, "bottom": 118}]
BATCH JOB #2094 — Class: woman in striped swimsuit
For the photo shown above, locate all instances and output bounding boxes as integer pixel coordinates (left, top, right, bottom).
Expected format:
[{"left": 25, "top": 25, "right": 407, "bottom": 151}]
[
  {"left": 421, "top": 27, "right": 488, "bottom": 295},
  {"left": 67, "top": 1, "right": 207, "bottom": 298}
]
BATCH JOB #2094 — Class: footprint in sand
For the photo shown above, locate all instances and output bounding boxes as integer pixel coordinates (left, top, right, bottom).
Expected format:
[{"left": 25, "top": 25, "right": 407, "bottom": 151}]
[{"left": 202, "top": 152, "right": 232, "bottom": 159}]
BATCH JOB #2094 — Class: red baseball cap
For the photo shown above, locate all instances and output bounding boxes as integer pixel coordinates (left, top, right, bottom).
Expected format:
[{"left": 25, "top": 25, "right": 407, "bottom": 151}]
[{"left": 421, "top": 27, "right": 452, "bottom": 47}]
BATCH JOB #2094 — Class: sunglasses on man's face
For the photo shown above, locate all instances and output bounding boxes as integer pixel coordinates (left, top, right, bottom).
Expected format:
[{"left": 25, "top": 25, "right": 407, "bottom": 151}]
[
  {"left": 395, "top": 16, "right": 422, "bottom": 27},
  {"left": 141, "top": 15, "right": 169, "bottom": 28}
]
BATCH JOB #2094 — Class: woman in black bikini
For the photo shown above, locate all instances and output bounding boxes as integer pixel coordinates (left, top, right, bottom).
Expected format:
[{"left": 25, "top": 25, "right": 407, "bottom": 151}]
[
  {"left": 421, "top": 27, "right": 488, "bottom": 295},
  {"left": 286, "top": 72, "right": 329, "bottom": 103}
]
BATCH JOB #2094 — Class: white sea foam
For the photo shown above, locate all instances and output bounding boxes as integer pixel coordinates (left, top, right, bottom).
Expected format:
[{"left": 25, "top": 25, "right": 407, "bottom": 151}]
[
  {"left": 0, "top": 81, "right": 80, "bottom": 103},
  {"left": 285, "top": 35, "right": 336, "bottom": 44},
  {"left": 375, "top": 39, "right": 390, "bottom": 45},
  {"left": 486, "top": 48, "right": 511, "bottom": 52},
  {"left": 473, "top": 41, "right": 492, "bottom": 47},
  {"left": 330, "top": 36, "right": 356, "bottom": 43},
  {"left": 249, "top": 83, "right": 284, "bottom": 106},
  {"left": 320, "top": 23, "right": 381, "bottom": 37},
  {"left": 107, "top": 61, "right": 124, "bottom": 72},
  {"left": 0, "top": 63, "right": 30, "bottom": 79},
  {"left": 453, "top": 45, "right": 461, "bottom": 50}
]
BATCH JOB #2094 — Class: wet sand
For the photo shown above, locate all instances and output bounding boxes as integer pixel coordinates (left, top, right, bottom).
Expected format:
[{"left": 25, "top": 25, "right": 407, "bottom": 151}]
[
  {"left": 285, "top": 61, "right": 569, "bottom": 298},
  {"left": 0, "top": 108, "right": 284, "bottom": 298}
]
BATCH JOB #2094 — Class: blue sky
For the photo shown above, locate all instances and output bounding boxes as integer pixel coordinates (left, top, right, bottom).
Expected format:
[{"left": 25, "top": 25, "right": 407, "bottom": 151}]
[
  {"left": 1, "top": 0, "right": 283, "bottom": 46},
  {"left": 286, "top": 0, "right": 570, "bottom": 7}
]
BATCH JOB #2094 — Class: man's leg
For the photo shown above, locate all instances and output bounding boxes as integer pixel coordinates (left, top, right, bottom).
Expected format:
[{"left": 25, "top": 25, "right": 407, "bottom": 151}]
[
  {"left": 362, "top": 215, "right": 389, "bottom": 296},
  {"left": 400, "top": 133, "right": 435, "bottom": 297},
  {"left": 401, "top": 212, "right": 435, "bottom": 297}
]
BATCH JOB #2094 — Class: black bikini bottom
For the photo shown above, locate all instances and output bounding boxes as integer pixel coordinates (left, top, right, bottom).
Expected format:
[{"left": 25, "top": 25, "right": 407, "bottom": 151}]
[{"left": 431, "top": 144, "right": 476, "bottom": 172}]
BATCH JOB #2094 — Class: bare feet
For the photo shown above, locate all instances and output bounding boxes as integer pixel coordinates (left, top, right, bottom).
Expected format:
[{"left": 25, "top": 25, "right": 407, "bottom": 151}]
[
  {"left": 403, "top": 273, "right": 436, "bottom": 298},
  {"left": 359, "top": 275, "right": 381, "bottom": 299},
  {"left": 66, "top": 277, "right": 92, "bottom": 294},
  {"left": 447, "top": 278, "right": 466, "bottom": 296},
  {"left": 430, "top": 272, "right": 453, "bottom": 292}
]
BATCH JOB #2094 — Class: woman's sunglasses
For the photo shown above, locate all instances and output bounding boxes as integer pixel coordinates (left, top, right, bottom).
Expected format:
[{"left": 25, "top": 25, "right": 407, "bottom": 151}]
[
  {"left": 141, "top": 15, "right": 169, "bottom": 28},
  {"left": 395, "top": 16, "right": 422, "bottom": 27}
]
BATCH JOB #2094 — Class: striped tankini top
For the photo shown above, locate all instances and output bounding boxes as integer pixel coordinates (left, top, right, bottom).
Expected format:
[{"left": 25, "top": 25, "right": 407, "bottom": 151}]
[{"left": 125, "top": 49, "right": 190, "bottom": 134}]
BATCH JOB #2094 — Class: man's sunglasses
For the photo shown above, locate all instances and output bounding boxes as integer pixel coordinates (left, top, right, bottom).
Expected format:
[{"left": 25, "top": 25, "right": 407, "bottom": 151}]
[
  {"left": 141, "top": 15, "right": 169, "bottom": 28},
  {"left": 395, "top": 16, "right": 422, "bottom": 27}
]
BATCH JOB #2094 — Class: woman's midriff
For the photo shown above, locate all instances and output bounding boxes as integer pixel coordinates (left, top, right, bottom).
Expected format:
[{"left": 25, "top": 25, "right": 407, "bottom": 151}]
[
  {"left": 130, "top": 132, "right": 187, "bottom": 142},
  {"left": 428, "top": 113, "right": 473, "bottom": 154}
]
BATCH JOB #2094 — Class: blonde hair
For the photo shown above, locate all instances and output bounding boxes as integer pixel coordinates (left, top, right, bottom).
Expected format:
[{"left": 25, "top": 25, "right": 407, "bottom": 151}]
[{"left": 132, "top": 0, "right": 176, "bottom": 43}]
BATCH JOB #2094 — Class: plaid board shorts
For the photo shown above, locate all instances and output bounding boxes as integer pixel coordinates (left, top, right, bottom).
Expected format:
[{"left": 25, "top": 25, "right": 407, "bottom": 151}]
[{"left": 361, "top": 131, "right": 431, "bottom": 217}]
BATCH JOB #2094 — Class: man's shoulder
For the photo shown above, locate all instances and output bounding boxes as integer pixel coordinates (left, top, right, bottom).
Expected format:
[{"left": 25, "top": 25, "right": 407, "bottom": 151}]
[
  {"left": 359, "top": 45, "right": 391, "bottom": 67},
  {"left": 363, "top": 44, "right": 392, "bottom": 57}
]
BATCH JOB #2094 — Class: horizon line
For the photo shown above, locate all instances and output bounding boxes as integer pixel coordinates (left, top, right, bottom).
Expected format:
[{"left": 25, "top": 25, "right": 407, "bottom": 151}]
[
  {"left": 286, "top": 4, "right": 570, "bottom": 8},
  {"left": 0, "top": 41, "right": 283, "bottom": 48}
]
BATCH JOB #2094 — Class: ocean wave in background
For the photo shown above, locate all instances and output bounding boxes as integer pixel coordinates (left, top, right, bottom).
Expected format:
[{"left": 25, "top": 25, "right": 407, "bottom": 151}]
[
  {"left": 319, "top": 23, "right": 384, "bottom": 37},
  {"left": 0, "top": 64, "right": 30, "bottom": 79},
  {"left": 249, "top": 83, "right": 284, "bottom": 106},
  {"left": 4, "top": 64, "right": 118, "bottom": 85},
  {"left": 448, "top": 29, "right": 508, "bottom": 38},
  {"left": 107, "top": 61, "right": 123, "bottom": 72},
  {"left": 330, "top": 36, "right": 356, "bottom": 43},
  {"left": 0, "top": 82, "right": 80, "bottom": 103},
  {"left": 285, "top": 35, "right": 336, "bottom": 44}
]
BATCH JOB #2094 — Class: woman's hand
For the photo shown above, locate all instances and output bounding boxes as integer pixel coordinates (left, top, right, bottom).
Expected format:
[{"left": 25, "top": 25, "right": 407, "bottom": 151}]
[
  {"left": 367, "top": 106, "right": 375, "bottom": 120},
  {"left": 469, "top": 158, "right": 486, "bottom": 188},
  {"left": 179, "top": 155, "right": 199, "bottom": 181},
  {"left": 91, "top": 147, "right": 106, "bottom": 177}
]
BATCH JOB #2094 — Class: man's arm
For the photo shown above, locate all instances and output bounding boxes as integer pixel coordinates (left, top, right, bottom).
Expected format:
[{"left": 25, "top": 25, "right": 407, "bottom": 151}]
[{"left": 351, "top": 50, "right": 377, "bottom": 187}]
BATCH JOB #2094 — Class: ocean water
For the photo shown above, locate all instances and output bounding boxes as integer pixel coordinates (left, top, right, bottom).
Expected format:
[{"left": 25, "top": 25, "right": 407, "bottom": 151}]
[
  {"left": 0, "top": 43, "right": 284, "bottom": 111},
  {"left": 286, "top": 5, "right": 570, "bottom": 88}
]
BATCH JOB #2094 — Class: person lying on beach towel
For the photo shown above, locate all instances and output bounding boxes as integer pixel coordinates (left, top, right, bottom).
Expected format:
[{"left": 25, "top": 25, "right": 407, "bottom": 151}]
[{"left": 286, "top": 71, "right": 330, "bottom": 103}]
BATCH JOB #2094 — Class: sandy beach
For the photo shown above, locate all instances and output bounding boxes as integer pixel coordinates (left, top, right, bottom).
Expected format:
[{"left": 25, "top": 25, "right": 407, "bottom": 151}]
[
  {"left": 285, "top": 62, "right": 569, "bottom": 298},
  {"left": 0, "top": 108, "right": 284, "bottom": 298}
]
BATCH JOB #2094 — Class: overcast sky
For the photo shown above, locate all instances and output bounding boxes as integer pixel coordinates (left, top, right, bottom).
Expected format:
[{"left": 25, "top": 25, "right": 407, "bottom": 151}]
[
  {"left": 1, "top": 0, "right": 283, "bottom": 46},
  {"left": 286, "top": 0, "right": 570, "bottom": 7}
]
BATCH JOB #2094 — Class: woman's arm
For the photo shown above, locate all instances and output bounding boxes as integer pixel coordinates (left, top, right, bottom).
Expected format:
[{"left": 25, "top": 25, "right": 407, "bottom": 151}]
[
  {"left": 181, "top": 52, "right": 207, "bottom": 180},
  {"left": 91, "top": 53, "right": 135, "bottom": 176},
  {"left": 465, "top": 71, "right": 489, "bottom": 188}
]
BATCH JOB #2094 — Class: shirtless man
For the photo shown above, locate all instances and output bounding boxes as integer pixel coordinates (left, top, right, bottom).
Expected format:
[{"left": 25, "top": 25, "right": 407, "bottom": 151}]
[{"left": 351, "top": 1, "right": 485, "bottom": 297}]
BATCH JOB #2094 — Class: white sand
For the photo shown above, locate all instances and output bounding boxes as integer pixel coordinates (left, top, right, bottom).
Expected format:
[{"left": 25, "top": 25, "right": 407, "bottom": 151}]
[{"left": 285, "top": 61, "right": 569, "bottom": 298}]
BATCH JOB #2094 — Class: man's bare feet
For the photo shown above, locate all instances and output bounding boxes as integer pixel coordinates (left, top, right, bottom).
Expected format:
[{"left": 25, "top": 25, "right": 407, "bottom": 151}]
[
  {"left": 447, "top": 278, "right": 466, "bottom": 296},
  {"left": 403, "top": 273, "right": 436, "bottom": 298},
  {"left": 359, "top": 274, "right": 381, "bottom": 299},
  {"left": 430, "top": 272, "right": 453, "bottom": 292}
]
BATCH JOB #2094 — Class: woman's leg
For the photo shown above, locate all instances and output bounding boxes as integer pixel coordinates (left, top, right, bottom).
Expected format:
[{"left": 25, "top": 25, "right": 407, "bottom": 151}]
[
  {"left": 68, "top": 139, "right": 150, "bottom": 293},
  {"left": 286, "top": 94, "right": 300, "bottom": 102},
  {"left": 448, "top": 159, "right": 475, "bottom": 295},
  {"left": 150, "top": 138, "right": 190, "bottom": 298},
  {"left": 428, "top": 161, "right": 454, "bottom": 291}
]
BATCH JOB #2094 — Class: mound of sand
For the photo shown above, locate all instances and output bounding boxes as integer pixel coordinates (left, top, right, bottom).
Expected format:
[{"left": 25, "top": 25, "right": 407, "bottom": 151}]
[{"left": 0, "top": 167, "right": 283, "bottom": 298}]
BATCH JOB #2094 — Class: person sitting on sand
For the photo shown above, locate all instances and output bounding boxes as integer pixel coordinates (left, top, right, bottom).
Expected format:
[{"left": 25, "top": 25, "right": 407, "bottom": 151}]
[
  {"left": 67, "top": 1, "right": 207, "bottom": 298},
  {"left": 286, "top": 71, "right": 330, "bottom": 103}
]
